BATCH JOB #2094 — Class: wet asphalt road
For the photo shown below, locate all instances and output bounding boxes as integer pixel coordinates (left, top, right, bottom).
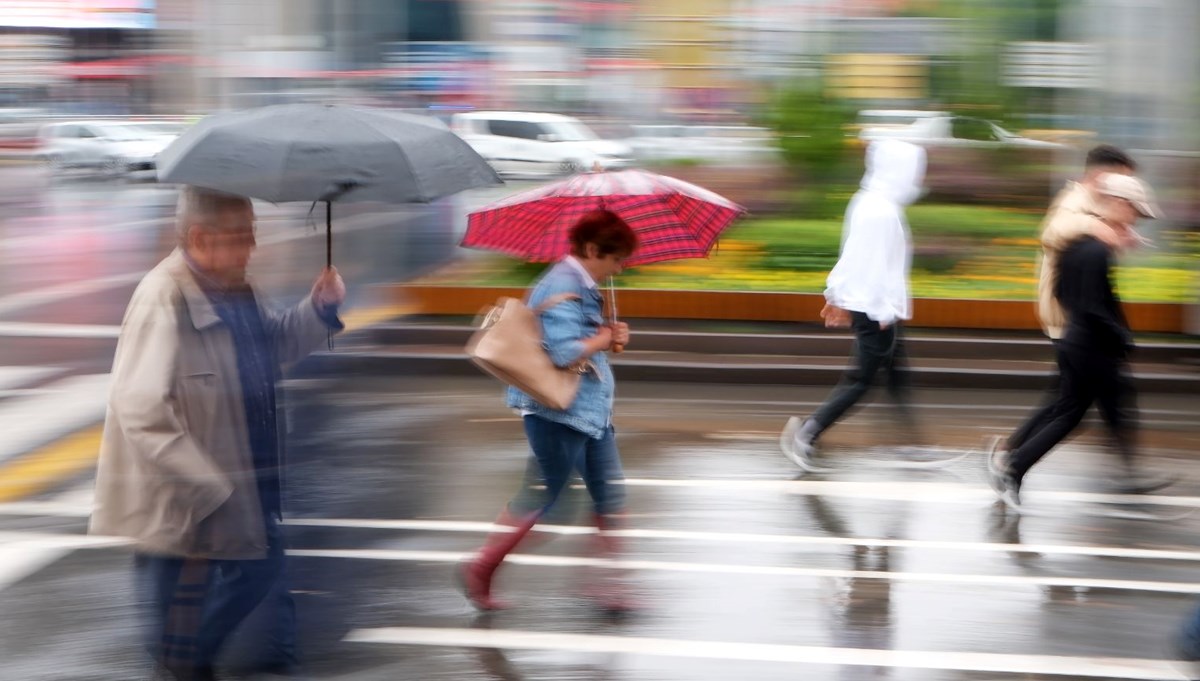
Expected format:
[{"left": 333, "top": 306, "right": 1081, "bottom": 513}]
[
  {"left": 1, "top": 165, "right": 1200, "bottom": 680},
  {"left": 2, "top": 376, "right": 1200, "bottom": 681}
]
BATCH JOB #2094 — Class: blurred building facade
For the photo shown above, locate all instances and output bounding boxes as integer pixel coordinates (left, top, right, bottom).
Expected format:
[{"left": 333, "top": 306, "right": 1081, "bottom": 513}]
[
  {"left": 1, "top": 0, "right": 1197, "bottom": 163},
  {"left": 0, "top": 2, "right": 158, "bottom": 114}
]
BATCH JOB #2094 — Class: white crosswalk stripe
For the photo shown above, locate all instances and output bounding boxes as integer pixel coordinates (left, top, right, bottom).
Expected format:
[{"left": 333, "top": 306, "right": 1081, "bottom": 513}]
[
  {"left": 345, "top": 627, "right": 1190, "bottom": 680},
  {"left": 0, "top": 366, "right": 62, "bottom": 392},
  {"left": 0, "top": 373, "right": 109, "bottom": 466},
  {"left": 0, "top": 377, "right": 1196, "bottom": 679}
]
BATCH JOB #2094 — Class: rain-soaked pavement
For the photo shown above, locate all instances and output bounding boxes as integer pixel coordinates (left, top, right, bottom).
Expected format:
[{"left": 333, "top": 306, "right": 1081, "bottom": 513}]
[{"left": 2, "top": 376, "right": 1199, "bottom": 681}]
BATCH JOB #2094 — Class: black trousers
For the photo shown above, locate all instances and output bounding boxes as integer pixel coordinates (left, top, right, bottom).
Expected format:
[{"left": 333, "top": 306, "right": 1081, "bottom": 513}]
[
  {"left": 1007, "top": 343, "right": 1137, "bottom": 482},
  {"left": 811, "top": 311, "right": 914, "bottom": 435},
  {"left": 1006, "top": 340, "right": 1063, "bottom": 451}
]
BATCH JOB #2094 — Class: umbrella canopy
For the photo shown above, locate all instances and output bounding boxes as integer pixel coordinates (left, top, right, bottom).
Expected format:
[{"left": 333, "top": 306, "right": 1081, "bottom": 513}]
[
  {"left": 462, "top": 168, "right": 744, "bottom": 267},
  {"left": 157, "top": 103, "right": 501, "bottom": 204}
]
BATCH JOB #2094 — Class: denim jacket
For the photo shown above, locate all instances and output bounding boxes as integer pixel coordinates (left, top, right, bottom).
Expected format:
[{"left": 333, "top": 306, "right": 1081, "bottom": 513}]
[{"left": 506, "top": 260, "right": 614, "bottom": 439}]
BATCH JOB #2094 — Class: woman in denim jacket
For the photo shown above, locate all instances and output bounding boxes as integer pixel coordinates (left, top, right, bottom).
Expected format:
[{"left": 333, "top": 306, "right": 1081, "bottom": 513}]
[{"left": 460, "top": 210, "right": 637, "bottom": 612}]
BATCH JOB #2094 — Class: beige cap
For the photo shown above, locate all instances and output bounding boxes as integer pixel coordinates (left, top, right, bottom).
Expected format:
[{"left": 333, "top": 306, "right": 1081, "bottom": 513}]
[{"left": 1097, "top": 173, "right": 1161, "bottom": 219}]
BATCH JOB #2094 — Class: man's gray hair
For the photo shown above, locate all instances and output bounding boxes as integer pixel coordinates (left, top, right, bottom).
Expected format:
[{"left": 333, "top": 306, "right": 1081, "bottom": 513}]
[{"left": 176, "top": 185, "right": 252, "bottom": 245}]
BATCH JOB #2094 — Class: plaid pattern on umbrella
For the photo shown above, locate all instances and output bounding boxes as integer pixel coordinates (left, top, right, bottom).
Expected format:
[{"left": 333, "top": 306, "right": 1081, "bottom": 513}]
[{"left": 463, "top": 169, "right": 745, "bottom": 266}]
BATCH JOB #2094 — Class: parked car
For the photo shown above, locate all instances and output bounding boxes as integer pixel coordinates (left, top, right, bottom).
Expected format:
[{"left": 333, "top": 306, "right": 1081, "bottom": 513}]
[
  {"left": 449, "top": 111, "right": 634, "bottom": 177},
  {"left": 37, "top": 120, "right": 178, "bottom": 177},
  {"left": 857, "top": 110, "right": 1065, "bottom": 149}
]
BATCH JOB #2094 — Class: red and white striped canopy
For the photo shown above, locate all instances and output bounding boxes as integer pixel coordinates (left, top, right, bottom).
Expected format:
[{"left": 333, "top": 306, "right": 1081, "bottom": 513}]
[{"left": 463, "top": 169, "right": 745, "bottom": 266}]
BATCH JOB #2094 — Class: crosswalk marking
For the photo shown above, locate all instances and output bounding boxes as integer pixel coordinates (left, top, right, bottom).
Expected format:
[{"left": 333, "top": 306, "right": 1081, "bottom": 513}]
[
  {"left": 0, "top": 541, "right": 73, "bottom": 594},
  {"left": 619, "top": 478, "right": 1200, "bottom": 508},
  {"left": 0, "top": 532, "right": 130, "bottom": 593},
  {"left": 284, "top": 517, "right": 1200, "bottom": 562},
  {"left": 5, "top": 509, "right": 1199, "bottom": 564},
  {"left": 345, "top": 627, "right": 1189, "bottom": 680},
  {"left": 0, "top": 426, "right": 104, "bottom": 503},
  {"left": 0, "top": 374, "right": 110, "bottom": 466},
  {"left": 288, "top": 548, "right": 1200, "bottom": 595},
  {"left": 0, "top": 366, "right": 61, "bottom": 392}
]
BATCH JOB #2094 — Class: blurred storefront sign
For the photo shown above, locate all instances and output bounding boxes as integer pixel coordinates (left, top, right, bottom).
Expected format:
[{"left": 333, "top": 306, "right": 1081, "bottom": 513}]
[
  {"left": 825, "top": 53, "right": 926, "bottom": 100},
  {"left": 0, "top": 1, "right": 156, "bottom": 30},
  {"left": 1004, "top": 41, "right": 1102, "bottom": 89}
]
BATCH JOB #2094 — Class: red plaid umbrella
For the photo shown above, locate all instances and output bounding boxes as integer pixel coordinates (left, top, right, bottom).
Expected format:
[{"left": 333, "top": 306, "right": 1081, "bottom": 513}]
[{"left": 462, "top": 169, "right": 745, "bottom": 267}]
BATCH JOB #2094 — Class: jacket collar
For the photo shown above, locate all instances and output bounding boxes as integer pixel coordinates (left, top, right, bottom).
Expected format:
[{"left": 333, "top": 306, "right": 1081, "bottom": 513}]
[
  {"left": 165, "top": 249, "right": 224, "bottom": 331},
  {"left": 562, "top": 255, "right": 599, "bottom": 290}
]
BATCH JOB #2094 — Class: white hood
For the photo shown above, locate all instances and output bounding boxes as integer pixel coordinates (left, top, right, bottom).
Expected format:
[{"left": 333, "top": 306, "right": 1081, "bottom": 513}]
[
  {"left": 823, "top": 139, "right": 926, "bottom": 325},
  {"left": 860, "top": 138, "right": 926, "bottom": 206}
]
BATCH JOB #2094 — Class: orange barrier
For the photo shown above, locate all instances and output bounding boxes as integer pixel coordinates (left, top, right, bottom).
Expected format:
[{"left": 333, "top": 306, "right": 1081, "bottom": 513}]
[{"left": 387, "top": 285, "right": 1187, "bottom": 334}]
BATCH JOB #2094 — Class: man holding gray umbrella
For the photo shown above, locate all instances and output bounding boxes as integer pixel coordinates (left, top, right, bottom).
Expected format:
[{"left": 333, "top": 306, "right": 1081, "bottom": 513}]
[{"left": 90, "top": 186, "right": 345, "bottom": 680}]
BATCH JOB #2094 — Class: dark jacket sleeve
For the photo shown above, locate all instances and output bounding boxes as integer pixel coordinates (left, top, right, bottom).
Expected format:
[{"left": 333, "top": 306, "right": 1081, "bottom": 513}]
[{"left": 1058, "top": 237, "right": 1134, "bottom": 355}]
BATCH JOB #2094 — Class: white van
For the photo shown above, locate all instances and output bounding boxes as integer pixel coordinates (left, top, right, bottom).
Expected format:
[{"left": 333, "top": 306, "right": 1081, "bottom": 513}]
[{"left": 449, "top": 111, "right": 634, "bottom": 177}]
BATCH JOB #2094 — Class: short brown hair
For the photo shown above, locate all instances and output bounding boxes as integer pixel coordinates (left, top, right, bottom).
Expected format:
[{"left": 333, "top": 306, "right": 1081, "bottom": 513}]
[{"left": 569, "top": 209, "right": 638, "bottom": 259}]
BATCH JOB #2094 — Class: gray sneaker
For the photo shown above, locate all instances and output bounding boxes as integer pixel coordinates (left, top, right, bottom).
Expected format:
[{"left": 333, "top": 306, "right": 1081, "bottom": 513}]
[
  {"left": 984, "top": 438, "right": 1022, "bottom": 510},
  {"left": 780, "top": 417, "right": 820, "bottom": 472},
  {"left": 999, "top": 476, "right": 1023, "bottom": 511},
  {"left": 984, "top": 435, "right": 1008, "bottom": 494}
]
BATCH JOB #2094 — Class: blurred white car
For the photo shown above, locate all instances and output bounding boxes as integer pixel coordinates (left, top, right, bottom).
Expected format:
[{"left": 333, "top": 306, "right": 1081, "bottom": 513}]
[
  {"left": 625, "top": 124, "right": 780, "bottom": 164},
  {"left": 450, "top": 111, "right": 634, "bottom": 177},
  {"left": 37, "top": 120, "right": 178, "bottom": 177},
  {"left": 857, "top": 110, "right": 1064, "bottom": 149}
]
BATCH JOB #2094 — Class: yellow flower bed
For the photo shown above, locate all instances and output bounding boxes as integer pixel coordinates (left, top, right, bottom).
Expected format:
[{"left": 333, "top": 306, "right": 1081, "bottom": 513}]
[{"left": 435, "top": 211, "right": 1199, "bottom": 303}]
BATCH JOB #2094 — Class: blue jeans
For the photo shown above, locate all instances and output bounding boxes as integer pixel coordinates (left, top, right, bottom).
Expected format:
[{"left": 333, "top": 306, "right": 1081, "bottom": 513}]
[
  {"left": 510, "top": 416, "right": 625, "bottom": 518},
  {"left": 134, "top": 513, "right": 297, "bottom": 674},
  {"left": 1180, "top": 603, "right": 1200, "bottom": 659}
]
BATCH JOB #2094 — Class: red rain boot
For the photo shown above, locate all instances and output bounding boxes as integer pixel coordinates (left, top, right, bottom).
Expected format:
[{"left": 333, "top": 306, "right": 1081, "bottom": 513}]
[
  {"left": 586, "top": 514, "right": 641, "bottom": 614},
  {"left": 459, "top": 509, "right": 539, "bottom": 611}
]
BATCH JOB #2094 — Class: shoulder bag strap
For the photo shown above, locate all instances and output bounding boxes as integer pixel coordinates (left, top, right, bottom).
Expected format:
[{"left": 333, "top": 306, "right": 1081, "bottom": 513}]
[{"left": 533, "top": 292, "right": 581, "bottom": 314}]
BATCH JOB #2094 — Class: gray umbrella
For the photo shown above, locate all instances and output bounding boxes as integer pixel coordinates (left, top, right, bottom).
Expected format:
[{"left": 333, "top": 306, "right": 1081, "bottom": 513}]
[{"left": 156, "top": 103, "right": 502, "bottom": 266}]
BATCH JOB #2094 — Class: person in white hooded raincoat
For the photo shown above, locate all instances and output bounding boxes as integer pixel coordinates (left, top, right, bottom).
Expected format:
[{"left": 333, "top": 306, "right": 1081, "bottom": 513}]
[{"left": 780, "top": 139, "right": 926, "bottom": 471}]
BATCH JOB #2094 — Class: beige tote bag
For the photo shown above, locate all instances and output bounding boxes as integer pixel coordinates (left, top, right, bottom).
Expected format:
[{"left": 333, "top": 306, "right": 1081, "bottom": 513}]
[{"left": 465, "top": 293, "right": 590, "bottom": 410}]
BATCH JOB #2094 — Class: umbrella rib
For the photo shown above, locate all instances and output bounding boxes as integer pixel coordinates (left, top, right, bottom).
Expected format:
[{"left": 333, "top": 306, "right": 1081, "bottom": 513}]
[
  {"left": 273, "top": 128, "right": 300, "bottom": 204},
  {"left": 353, "top": 112, "right": 426, "bottom": 202}
]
